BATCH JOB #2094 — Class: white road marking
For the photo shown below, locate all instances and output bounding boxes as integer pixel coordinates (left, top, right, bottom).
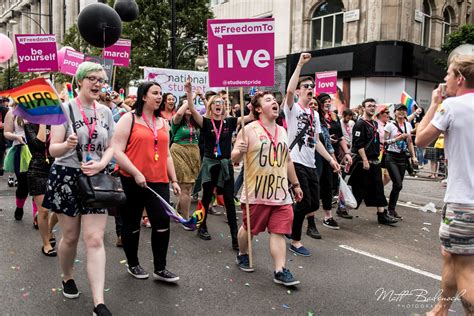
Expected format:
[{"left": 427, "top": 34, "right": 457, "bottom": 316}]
[{"left": 339, "top": 245, "right": 441, "bottom": 281}]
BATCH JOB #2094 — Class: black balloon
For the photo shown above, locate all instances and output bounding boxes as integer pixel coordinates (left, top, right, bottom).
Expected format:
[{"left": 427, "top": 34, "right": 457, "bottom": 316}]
[
  {"left": 114, "top": 0, "right": 139, "bottom": 22},
  {"left": 77, "top": 3, "right": 122, "bottom": 48}
]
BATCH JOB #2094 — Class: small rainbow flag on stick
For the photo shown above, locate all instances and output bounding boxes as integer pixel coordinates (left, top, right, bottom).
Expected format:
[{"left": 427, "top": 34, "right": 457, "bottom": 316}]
[
  {"left": 3, "top": 78, "right": 66, "bottom": 125},
  {"left": 401, "top": 91, "right": 416, "bottom": 116}
]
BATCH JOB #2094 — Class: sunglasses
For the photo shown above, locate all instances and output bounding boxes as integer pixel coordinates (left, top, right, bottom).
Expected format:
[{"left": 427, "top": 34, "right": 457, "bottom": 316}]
[
  {"left": 301, "top": 84, "right": 315, "bottom": 89},
  {"left": 214, "top": 100, "right": 225, "bottom": 106}
]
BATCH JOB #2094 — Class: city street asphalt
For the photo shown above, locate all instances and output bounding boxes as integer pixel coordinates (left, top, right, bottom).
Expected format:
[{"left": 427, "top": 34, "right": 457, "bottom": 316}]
[{"left": 0, "top": 172, "right": 464, "bottom": 315}]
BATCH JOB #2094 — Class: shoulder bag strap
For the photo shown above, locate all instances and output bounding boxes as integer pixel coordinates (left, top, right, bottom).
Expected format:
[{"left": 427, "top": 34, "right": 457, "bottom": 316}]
[
  {"left": 289, "top": 120, "right": 310, "bottom": 151},
  {"left": 68, "top": 103, "right": 83, "bottom": 163}
]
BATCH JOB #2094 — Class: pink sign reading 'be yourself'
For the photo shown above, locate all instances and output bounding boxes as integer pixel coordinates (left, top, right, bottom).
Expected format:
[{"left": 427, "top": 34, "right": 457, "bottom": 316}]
[
  {"left": 207, "top": 18, "right": 275, "bottom": 87},
  {"left": 103, "top": 39, "right": 131, "bottom": 67},
  {"left": 15, "top": 34, "right": 58, "bottom": 73},
  {"left": 60, "top": 49, "right": 85, "bottom": 76}
]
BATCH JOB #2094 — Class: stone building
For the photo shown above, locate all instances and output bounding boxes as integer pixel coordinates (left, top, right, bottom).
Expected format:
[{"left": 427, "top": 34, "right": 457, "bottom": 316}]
[
  {"left": 211, "top": 0, "right": 473, "bottom": 107},
  {"left": 0, "top": 0, "right": 98, "bottom": 63}
]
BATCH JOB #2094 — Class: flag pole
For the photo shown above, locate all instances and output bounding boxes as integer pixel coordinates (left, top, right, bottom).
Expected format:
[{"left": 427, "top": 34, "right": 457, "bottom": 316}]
[
  {"left": 112, "top": 66, "right": 117, "bottom": 90},
  {"left": 240, "top": 87, "right": 253, "bottom": 268}
]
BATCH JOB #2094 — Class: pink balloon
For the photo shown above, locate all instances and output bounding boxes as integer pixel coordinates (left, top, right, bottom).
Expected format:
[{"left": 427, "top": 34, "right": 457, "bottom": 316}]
[
  {"left": 0, "top": 33, "right": 14, "bottom": 63},
  {"left": 57, "top": 46, "right": 75, "bottom": 68}
]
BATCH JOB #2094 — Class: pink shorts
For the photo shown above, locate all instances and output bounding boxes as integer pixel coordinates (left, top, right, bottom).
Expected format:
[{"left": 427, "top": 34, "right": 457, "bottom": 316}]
[{"left": 241, "top": 204, "right": 294, "bottom": 236}]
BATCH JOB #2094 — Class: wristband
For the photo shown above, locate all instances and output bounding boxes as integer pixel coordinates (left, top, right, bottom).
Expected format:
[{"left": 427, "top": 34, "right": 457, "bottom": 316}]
[{"left": 291, "top": 183, "right": 300, "bottom": 188}]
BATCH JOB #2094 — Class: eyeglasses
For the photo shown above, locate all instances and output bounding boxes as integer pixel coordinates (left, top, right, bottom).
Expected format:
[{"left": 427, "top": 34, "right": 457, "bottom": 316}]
[
  {"left": 85, "top": 76, "right": 106, "bottom": 84},
  {"left": 214, "top": 100, "right": 224, "bottom": 106},
  {"left": 301, "top": 84, "right": 315, "bottom": 89}
]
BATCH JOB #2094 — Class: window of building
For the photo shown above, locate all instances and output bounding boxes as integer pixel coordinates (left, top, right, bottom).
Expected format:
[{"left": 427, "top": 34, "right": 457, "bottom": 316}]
[
  {"left": 420, "top": 0, "right": 432, "bottom": 47},
  {"left": 442, "top": 8, "right": 452, "bottom": 44},
  {"left": 311, "top": 0, "right": 344, "bottom": 50}
]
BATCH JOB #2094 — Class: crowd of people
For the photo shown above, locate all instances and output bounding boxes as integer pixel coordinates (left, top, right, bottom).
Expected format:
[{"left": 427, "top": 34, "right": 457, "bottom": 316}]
[{"left": 0, "top": 54, "right": 472, "bottom": 315}]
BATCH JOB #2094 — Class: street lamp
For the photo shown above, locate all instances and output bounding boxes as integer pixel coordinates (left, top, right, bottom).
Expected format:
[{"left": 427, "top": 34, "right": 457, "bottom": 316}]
[
  {"left": 11, "top": 10, "right": 52, "bottom": 34},
  {"left": 176, "top": 39, "right": 208, "bottom": 71}
]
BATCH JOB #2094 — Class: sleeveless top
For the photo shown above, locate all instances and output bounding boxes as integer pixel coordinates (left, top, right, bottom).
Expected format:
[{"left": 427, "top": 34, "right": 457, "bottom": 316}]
[
  {"left": 13, "top": 117, "right": 26, "bottom": 146},
  {"left": 240, "top": 121, "right": 293, "bottom": 206},
  {"left": 120, "top": 117, "right": 169, "bottom": 183}
]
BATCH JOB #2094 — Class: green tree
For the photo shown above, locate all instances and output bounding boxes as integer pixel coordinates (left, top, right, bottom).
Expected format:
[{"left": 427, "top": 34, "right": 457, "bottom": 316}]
[
  {"left": 441, "top": 24, "right": 474, "bottom": 56},
  {"left": 60, "top": 0, "right": 213, "bottom": 91},
  {"left": 0, "top": 64, "right": 37, "bottom": 90}
]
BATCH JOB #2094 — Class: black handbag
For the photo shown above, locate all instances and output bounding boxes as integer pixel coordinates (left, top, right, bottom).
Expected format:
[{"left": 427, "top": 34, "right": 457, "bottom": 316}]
[{"left": 68, "top": 103, "right": 126, "bottom": 208}]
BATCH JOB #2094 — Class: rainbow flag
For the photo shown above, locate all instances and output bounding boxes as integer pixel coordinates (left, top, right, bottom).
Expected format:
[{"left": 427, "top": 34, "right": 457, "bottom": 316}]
[
  {"left": 5, "top": 78, "right": 66, "bottom": 125},
  {"left": 401, "top": 91, "right": 416, "bottom": 116}
]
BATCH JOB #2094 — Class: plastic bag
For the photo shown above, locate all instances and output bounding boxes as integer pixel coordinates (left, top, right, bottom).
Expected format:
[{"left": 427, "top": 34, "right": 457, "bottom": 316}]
[{"left": 339, "top": 174, "right": 357, "bottom": 209}]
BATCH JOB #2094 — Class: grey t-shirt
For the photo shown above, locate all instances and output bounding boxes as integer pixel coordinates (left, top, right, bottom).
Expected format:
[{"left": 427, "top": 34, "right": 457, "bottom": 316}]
[{"left": 54, "top": 100, "right": 115, "bottom": 168}]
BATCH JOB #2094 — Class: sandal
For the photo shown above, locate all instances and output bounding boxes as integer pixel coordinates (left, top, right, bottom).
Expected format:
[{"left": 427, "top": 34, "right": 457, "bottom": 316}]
[
  {"left": 428, "top": 174, "right": 436, "bottom": 179},
  {"left": 42, "top": 246, "right": 57, "bottom": 257}
]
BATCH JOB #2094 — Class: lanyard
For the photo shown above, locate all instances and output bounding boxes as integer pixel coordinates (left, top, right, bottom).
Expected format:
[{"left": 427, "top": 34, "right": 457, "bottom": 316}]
[
  {"left": 142, "top": 113, "right": 159, "bottom": 161},
  {"left": 343, "top": 121, "right": 351, "bottom": 136},
  {"left": 75, "top": 98, "right": 97, "bottom": 160},
  {"left": 298, "top": 103, "right": 313, "bottom": 129},
  {"left": 258, "top": 120, "right": 279, "bottom": 164},
  {"left": 362, "top": 119, "right": 378, "bottom": 144},
  {"left": 45, "top": 126, "right": 51, "bottom": 164},
  {"left": 211, "top": 117, "right": 224, "bottom": 157}
]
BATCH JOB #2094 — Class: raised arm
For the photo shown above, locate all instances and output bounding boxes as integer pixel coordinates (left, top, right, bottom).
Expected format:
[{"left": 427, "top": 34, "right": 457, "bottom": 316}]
[
  {"left": 185, "top": 78, "right": 203, "bottom": 128},
  {"left": 172, "top": 101, "right": 188, "bottom": 126},
  {"left": 284, "top": 53, "right": 312, "bottom": 110}
]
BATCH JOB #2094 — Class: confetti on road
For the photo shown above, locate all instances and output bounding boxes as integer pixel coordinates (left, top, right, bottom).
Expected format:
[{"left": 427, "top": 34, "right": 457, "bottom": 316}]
[
  {"left": 57, "top": 288, "right": 62, "bottom": 292},
  {"left": 104, "top": 288, "right": 110, "bottom": 292},
  {"left": 287, "top": 290, "right": 291, "bottom": 295},
  {"left": 421, "top": 227, "right": 430, "bottom": 232},
  {"left": 22, "top": 292, "right": 30, "bottom": 299},
  {"left": 245, "top": 283, "right": 250, "bottom": 287},
  {"left": 225, "top": 266, "right": 230, "bottom": 269},
  {"left": 120, "top": 260, "right": 127, "bottom": 264},
  {"left": 282, "top": 304, "right": 289, "bottom": 309},
  {"left": 229, "top": 278, "right": 234, "bottom": 282},
  {"left": 308, "top": 312, "right": 314, "bottom": 316},
  {"left": 51, "top": 288, "right": 56, "bottom": 292},
  {"left": 74, "top": 259, "right": 81, "bottom": 263},
  {"left": 298, "top": 266, "right": 303, "bottom": 269},
  {"left": 199, "top": 288, "right": 203, "bottom": 292},
  {"left": 138, "top": 301, "right": 144, "bottom": 304},
  {"left": 173, "top": 250, "right": 177, "bottom": 255},
  {"left": 423, "top": 222, "right": 432, "bottom": 226}
]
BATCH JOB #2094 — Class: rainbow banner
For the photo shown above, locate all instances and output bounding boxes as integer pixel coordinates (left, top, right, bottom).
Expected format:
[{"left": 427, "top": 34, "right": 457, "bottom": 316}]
[
  {"left": 147, "top": 186, "right": 206, "bottom": 230},
  {"left": 3, "top": 78, "right": 66, "bottom": 125},
  {"left": 401, "top": 91, "right": 416, "bottom": 116}
]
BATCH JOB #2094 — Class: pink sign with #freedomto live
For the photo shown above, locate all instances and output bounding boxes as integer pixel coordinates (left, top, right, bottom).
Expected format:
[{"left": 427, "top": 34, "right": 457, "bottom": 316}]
[
  {"left": 103, "top": 39, "right": 131, "bottom": 67},
  {"left": 15, "top": 34, "right": 58, "bottom": 72},
  {"left": 60, "top": 49, "right": 85, "bottom": 76},
  {"left": 207, "top": 18, "right": 275, "bottom": 87},
  {"left": 315, "top": 71, "right": 338, "bottom": 94}
]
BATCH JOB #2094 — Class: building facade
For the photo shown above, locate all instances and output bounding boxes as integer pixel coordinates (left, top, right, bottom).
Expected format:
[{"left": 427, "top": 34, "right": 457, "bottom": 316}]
[
  {"left": 0, "top": 0, "right": 98, "bottom": 62},
  {"left": 211, "top": 0, "right": 473, "bottom": 108}
]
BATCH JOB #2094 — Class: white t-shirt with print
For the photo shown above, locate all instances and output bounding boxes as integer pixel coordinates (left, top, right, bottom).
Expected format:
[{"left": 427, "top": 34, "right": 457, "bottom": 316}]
[
  {"left": 431, "top": 93, "right": 474, "bottom": 204},
  {"left": 284, "top": 103, "right": 321, "bottom": 168},
  {"left": 384, "top": 121, "right": 413, "bottom": 153}
]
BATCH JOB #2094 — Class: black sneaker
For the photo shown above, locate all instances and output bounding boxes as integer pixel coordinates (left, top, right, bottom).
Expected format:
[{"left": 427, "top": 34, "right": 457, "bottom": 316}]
[
  {"left": 14, "top": 207, "right": 23, "bottom": 221},
  {"left": 153, "top": 269, "right": 179, "bottom": 283},
  {"left": 236, "top": 254, "right": 254, "bottom": 272},
  {"left": 336, "top": 207, "right": 353, "bottom": 219},
  {"left": 273, "top": 268, "right": 300, "bottom": 286},
  {"left": 322, "top": 217, "right": 340, "bottom": 230},
  {"left": 62, "top": 279, "right": 80, "bottom": 299},
  {"left": 306, "top": 226, "right": 322, "bottom": 239},
  {"left": 7, "top": 176, "right": 14, "bottom": 187},
  {"left": 197, "top": 227, "right": 211, "bottom": 240},
  {"left": 127, "top": 265, "right": 149, "bottom": 279},
  {"left": 377, "top": 211, "right": 398, "bottom": 225},
  {"left": 93, "top": 303, "right": 112, "bottom": 316}
]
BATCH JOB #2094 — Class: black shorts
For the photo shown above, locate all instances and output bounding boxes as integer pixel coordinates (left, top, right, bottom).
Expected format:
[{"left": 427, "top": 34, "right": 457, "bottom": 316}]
[
  {"left": 27, "top": 159, "right": 52, "bottom": 196},
  {"left": 293, "top": 163, "right": 320, "bottom": 214},
  {"left": 43, "top": 164, "right": 107, "bottom": 217}
]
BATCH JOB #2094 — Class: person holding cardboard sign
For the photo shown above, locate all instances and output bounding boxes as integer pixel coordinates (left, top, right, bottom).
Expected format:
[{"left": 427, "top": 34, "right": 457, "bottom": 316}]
[{"left": 231, "top": 91, "right": 303, "bottom": 286}]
